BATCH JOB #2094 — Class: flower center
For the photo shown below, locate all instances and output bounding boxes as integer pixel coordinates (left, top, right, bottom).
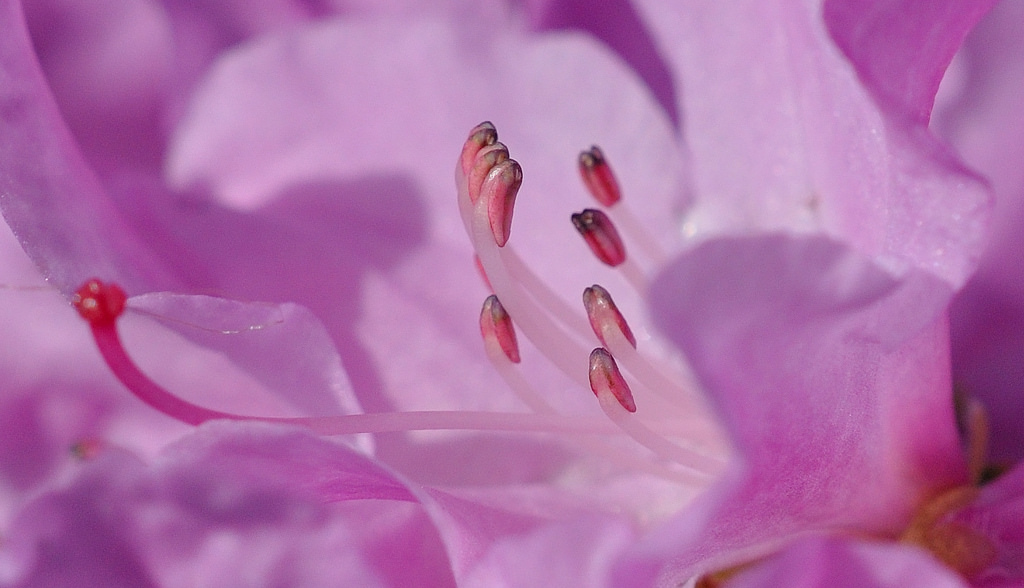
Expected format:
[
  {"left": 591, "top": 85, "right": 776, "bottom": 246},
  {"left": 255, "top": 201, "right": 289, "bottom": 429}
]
[
  {"left": 71, "top": 122, "right": 729, "bottom": 494},
  {"left": 456, "top": 122, "right": 728, "bottom": 483}
]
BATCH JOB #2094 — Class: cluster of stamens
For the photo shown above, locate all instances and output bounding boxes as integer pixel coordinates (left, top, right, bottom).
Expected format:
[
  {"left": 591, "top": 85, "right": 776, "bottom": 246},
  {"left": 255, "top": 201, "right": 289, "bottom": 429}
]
[
  {"left": 70, "top": 122, "right": 727, "bottom": 493},
  {"left": 458, "top": 122, "right": 726, "bottom": 482}
]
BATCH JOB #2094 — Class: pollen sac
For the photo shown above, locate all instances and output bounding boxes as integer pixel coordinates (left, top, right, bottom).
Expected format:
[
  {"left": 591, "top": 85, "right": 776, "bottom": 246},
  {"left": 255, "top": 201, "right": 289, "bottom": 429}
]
[
  {"left": 460, "top": 121, "right": 498, "bottom": 177},
  {"left": 571, "top": 209, "right": 626, "bottom": 266},
  {"left": 578, "top": 146, "right": 621, "bottom": 207},
  {"left": 583, "top": 285, "right": 637, "bottom": 349},
  {"left": 588, "top": 347, "right": 636, "bottom": 413},
  {"left": 467, "top": 141, "right": 510, "bottom": 204},
  {"left": 482, "top": 159, "right": 523, "bottom": 247},
  {"left": 72, "top": 279, "right": 127, "bottom": 326},
  {"left": 480, "top": 294, "right": 521, "bottom": 363}
]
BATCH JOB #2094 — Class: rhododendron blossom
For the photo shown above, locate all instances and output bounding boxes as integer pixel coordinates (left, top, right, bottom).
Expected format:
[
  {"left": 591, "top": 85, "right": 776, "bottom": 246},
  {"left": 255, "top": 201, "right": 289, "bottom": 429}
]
[{"left": 0, "top": 0, "right": 1022, "bottom": 586}]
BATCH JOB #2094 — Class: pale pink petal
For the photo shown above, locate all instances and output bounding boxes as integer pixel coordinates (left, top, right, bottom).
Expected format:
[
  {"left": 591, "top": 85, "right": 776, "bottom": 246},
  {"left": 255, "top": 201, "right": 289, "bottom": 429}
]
[
  {"left": 624, "top": 235, "right": 966, "bottom": 584},
  {"left": 164, "top": 15, "right": 685, "bottom": 419},
  {"left": 127, "top": 292, "right": 361, "bottom": 421},
  {"left": 0, "top": 0, "right": 175, "bottom": 294},
  {"left": 823, "top": 0, "right": 997, "bottom": 124},
  {"left": 517, "top": 0, "right": 681, "bottom": 125},
  {"left": 631, "top": 0, "right": 990, "bottom": 287},
  {"left": 935, "top": 0, "right": 1024, "bottom": 462}
]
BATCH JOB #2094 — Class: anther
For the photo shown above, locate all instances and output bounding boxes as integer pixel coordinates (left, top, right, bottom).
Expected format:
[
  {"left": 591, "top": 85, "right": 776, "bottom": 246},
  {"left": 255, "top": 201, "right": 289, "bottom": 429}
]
[
  {"left": 460, "top": 121, "right": 498, "bottom": 177},
  {"left": 467, "top": 142, "right": 510, "bottom": 204},
  {"left": 72, "top": 279, "right": 127, "bottom": 326},
  {"left": 481, "top": 159, "right": 523, "bottom": 247},
  {"left": 583, "top": 285, "right": 636, "bottom": 349},
  {"left": 571, "top": 209, "right": 626, "bottom": 266},
  {"left": 480, "top": 295, "right": 521, "bottom": 364},
  {"left": 70, "top": 438, "right": 104, "bottom": 460},
  {"left": 578, "top": 146, "right": 621, "bottom": 207},
  {"left": 589, "top": 348, "right": 636, "bottom": 413}
]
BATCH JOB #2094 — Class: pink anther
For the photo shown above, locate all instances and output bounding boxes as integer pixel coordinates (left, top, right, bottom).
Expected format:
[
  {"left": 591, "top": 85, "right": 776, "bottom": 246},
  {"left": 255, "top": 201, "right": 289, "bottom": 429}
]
[
  {"left": 571, "top": 209, "right": 626, "bottom": 266},
  {"left": 588, "top": 348, "right": 636, "bottom": 413},
  {"left": 480, "top": 295, "right": 521, "bottom": 364},
  {"left": 481, "top": 159, "right": 523, "bottom": 247},
  {"left": 460, "top": 121, "right": 498, "bottom": 177},
  {"left": 583, "top": 285, "right": 637, "bottom": 349},
  {"left": 578, "top": 146, "right": 621, "bottom": 207}
]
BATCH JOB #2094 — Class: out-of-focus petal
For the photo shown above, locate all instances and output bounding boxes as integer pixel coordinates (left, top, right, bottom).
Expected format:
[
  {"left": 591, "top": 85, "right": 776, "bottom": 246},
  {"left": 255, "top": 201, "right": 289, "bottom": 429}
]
[
  {"left": 823, "top": 0, "right": 996, "bottom": 124},
  {"left": 935, "top": 0, "right": 1024, "bottom": 462},
  {"left": 631, "top": 0, "right": 990, "bottom": 288},
  {"left": 950, "top": 463, "right": 1024, "bottom": 583},
  {"left": 726, "top": 536, "right": 969, "bottom": 588},
  {"left": 22, "top": 0, "right": 174, "bottom": 173},
  {"left": 515, "top": 0, "right": 680, "bottom": 126},
  {"left": 0, "top": 421, "right": 635, "bottom": 587},
  {"left": 0, "top": 0, "right": 175, "bottom": 294},
  {"left": 623, "top": 234, "right": 966, "bottom": 584},
  {"left": 164, "top": 15, "right": 685, "bottom": 420}
]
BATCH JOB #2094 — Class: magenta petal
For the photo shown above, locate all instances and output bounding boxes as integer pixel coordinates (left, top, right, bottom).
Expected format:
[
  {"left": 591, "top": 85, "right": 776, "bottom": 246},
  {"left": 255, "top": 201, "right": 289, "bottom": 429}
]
[
  {"left": 0, "top": 0, "right": 174, "bottom": 294},
  {"left": 624, "top": 234, "right": 966, "bottom": 584},
  {"left": 1, "top": 422, "right": 634, "bottom": 586},
  {"left": 727, "top": 536, "right": 969, "bottom": 588},
  {"left": 823, "top": 0, "right": 997, "bottom": 124},
  {"left": 950, "top": 463, "right": 1024, "bottom": 582}
]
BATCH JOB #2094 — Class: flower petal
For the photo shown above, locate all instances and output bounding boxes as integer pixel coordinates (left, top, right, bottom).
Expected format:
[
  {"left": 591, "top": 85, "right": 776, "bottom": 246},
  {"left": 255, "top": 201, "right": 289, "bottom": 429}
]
[
  {"left": 631, "top": 0, "right": 990, "bottom": 287},
  {"left": 823, "top": 0, "right": 997, "bottom": 124},
  {"left": 0, "top": 0, "right": 175, "bottom": 294},
  {"left": 164, "top": 15, "right": 685, "bottom": 419},
  {"left": 936, "top": 0, "right": 1024, "bottom": 463},
  {"left": 951, "top": 463, "right": 1024, "bottom": 582},
  {"left": 0, "top": 421, "right": 635, "bottom": 587},
  {"left": 624, "top": 234, "right": 966, "bottom": 584},
  {"left": 726, "top": 536, "right": 969, "bottom": 588}
]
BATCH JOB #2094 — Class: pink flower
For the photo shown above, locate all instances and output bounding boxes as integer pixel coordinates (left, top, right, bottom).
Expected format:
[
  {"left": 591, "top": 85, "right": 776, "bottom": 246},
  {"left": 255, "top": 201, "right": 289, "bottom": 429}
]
[{"left": 0, "top": 0, "right": 1019, "bottom": 586}]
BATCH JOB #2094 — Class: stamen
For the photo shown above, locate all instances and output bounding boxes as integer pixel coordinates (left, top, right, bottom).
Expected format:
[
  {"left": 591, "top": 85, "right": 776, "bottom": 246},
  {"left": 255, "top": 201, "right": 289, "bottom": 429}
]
[
  {"left": 481, "top": 159, "right": 522, "bottom": 247},
  {"left": 456, "top": 124, "right": 726, "bottom": 482},
  {"left": 588, "top": 347, "right": 636, "bottom": 413},
  {"left": 955, "top": 390, "right": 991, "bottom": 486},
  {"left": 590, "top": 348, "right": 723, "bottom": 478},
  {"left": 69, "top": 438, "right": 104, "bottom": 460},
  {"left": 578, "top": 146, "right": 621, "bottom": 207},
  {"left": 480, "top": 295, "right": 521, "bottom": 364},
  {"left": 459, "top": 121, "right": 498, "bottom": 178},
  {"left": 473, "top": 255, "right": 493, "bottom": 291},
  {"left": 901, "top": 486, "right": 997, "bottom": 577},
  {"left": 583, "top": 285, "right": 636, "bottom": 349},
  {"left": 571, "top": 209, "right": 626, "bottom": 267},
  {"left": 468, "top": 142, "right": 510, "bottom": 204}
]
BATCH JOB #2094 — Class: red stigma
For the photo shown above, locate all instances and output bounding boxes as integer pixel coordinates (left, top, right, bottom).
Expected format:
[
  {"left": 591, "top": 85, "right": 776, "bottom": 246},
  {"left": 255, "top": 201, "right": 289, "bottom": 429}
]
[{"left": 72, "top": 279, "right": 127, "bottom": 326}]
